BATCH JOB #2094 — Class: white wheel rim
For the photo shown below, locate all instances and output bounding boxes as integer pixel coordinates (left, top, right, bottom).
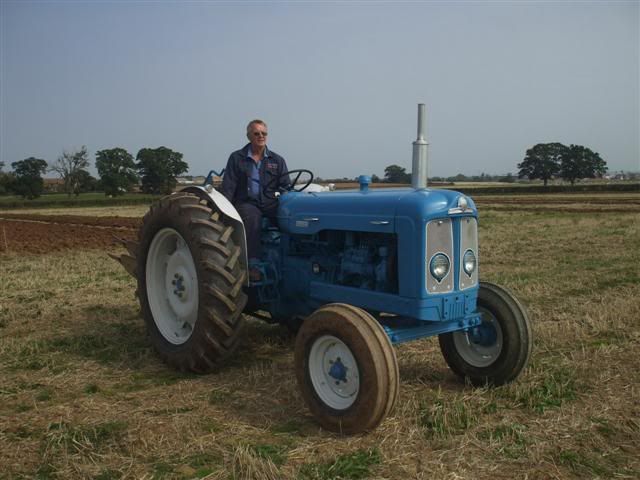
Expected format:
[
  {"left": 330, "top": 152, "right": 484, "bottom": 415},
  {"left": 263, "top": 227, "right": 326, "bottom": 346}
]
[
  {"left": 452, "top": 307, "right": 503, "bottom": 368},
  {"left": 308, "top": 335, "right": 360, "bottom": 410},
  {"left": 146, "top": 228, "right": 198, "bottom": 345}
]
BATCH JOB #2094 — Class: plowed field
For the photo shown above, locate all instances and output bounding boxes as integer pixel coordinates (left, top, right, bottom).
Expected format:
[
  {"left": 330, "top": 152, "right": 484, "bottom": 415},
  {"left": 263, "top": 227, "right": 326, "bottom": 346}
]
[
  {"left": 1, "top": 192, "right": 637, "bottom": 254},
  {"left": 0, "top": 215, "right": 138, "bottom": 254}
]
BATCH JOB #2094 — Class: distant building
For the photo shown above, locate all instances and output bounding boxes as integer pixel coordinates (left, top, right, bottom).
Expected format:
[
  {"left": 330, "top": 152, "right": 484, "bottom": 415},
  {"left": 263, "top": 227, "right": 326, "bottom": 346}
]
[
  {"left": 176, "top": 176, "right": 218, "bottom": 186},
  {"left": 43, "top": 178, "right": 64, "bottom": 193}
]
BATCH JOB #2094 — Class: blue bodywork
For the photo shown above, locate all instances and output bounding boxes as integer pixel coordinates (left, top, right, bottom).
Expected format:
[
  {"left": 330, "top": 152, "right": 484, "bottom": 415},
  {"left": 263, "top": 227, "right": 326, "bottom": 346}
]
[{"left": 252, "top": 184, "right": 481, "bottom": 344}]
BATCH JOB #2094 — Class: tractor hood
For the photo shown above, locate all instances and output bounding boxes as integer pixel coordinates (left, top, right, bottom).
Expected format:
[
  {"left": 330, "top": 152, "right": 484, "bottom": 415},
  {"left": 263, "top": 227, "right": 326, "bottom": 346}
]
[{"left": 277, "top": 187, "right": 477, "bottom": 235}]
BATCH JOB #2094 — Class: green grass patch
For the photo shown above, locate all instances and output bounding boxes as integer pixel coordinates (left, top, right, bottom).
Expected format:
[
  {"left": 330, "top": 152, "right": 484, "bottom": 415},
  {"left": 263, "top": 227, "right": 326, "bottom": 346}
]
[
  {"left": 249, "top": 443, "right": 289, "bottom": 466},
  {"left": 589, "top": 330, "right": 628, "bottom": 347},
  {"left": 185, "top": 451, "right": 222, "bottom": 468},
  {"left": 34, "top": 463, "right": 56, "bottom": 479},
  {"left": 419, "top": 395, "right": 477, "bottom": 438},
  {"left": 508, "top": 365, "right": 578, "bottom": 413},
  {"left": 208, "top": 389, "right": 229, "bottom": 405},
  {"left": 299, "top": 448, "right": 382, "bottom": 480},
  {"left": 555, "top": 449, "right": 613, "bottom": 478},
  {"left": 0, "top": 192, "right": 158, "bottom": 209},
  {"left": 107, "top": 368, "right": 193, "bottom": 395},
  {"left": 146, "top": 406, "right": 194, "bottom": 416},
  {"left": 151, "top": 461, "right": 175, "bottom": 479},
  {"left": 48, "top": 322, "right": 150, "bottom": 366},
  {"left": 477, "top": 423, "right": 528, "bottom": 458},
  {"left": 94, "top": 469, "right": 121, "bottom": 480},
  {"left": 271, "top": 419, "right": 304, "bottom": 435},
  {"left": 84, "top": 383, "right": 99, "bottom": 395},
  {"left": 46, "top": 420, "right": 128, "bottom": 452},
  {"left": 35, "top": 389, "right": 52, "bottom": 402},
  {"left": 5, "top": 425, "right": 36, "bottom": 440}
]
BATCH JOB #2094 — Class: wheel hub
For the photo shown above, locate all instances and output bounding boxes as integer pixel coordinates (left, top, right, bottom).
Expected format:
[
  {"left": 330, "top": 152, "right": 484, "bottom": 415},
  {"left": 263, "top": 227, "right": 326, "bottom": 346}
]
[
  {"left": 468, "top": 323, "right": 498, "bottom": 347},
  {"left": 452, "top": 308, "right": 503, "bottom": 367},
  {"left": 328, "top": 357, "right": 348, "bottom": 384},
  {"left": 146, "top": 228, "right": 199, "bottom": 345},
  {"left": 309, "top": 335, "right": 360, "bottom": 410}
]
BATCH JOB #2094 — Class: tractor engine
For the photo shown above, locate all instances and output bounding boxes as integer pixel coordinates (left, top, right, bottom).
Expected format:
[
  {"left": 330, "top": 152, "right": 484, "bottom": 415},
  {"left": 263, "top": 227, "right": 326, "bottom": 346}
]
[
  {"left": 338, "top": 232, "right": 393, "bottom": 292},
  {"left": 285, "top": 230, "right": 397, "bottom": 294}
]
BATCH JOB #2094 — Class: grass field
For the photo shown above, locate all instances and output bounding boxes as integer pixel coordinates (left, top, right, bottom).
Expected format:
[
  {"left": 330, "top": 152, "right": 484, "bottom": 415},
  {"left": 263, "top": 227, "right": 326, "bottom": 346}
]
[
  {"left": 1, "top": 194, "right": 639, "bottom": 479},
  {"left": 0, "top": 192, "right": 159, "bottom": 210}
]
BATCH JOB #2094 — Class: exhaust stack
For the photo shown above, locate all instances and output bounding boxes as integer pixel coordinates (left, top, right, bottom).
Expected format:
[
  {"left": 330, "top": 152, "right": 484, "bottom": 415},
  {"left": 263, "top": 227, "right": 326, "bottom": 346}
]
[{"left": 411, "top": 103, "right": 429, "bottom": 189}]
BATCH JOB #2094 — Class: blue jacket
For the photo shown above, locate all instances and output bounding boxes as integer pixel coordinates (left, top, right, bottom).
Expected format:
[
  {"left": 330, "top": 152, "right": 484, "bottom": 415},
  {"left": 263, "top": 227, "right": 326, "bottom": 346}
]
[{"left": 221, "top": 143, "right": 289, "bottom": 209}]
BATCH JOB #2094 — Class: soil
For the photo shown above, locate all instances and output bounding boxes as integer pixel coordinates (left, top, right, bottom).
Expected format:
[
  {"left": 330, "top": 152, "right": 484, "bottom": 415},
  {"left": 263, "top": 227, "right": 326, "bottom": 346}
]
[
  {"left": 0, "top": 215, "right": 138, "bottom": 255},
  {"left": 1, "top": 194, "right": 636, "bottom": 255}
]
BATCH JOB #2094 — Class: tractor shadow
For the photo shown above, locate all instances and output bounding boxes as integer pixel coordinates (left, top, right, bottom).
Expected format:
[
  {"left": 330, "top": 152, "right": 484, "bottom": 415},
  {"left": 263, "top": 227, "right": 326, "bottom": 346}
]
[
  {"left": 48, "top": 304, "right": 154, "bottom": 369},
  {"left": 209, "top": 317, "right": 315, "bottom": 432},
  {"left": 59, "top": 306, "right": 294, "bottom": 373},
  {"left": 395, "top": 339, "right": 471, "bottom": 391},
  {"left": 58, "top": 307, "right": 465, "bottom": 432},
  {"left": 61, "top": 306, "right": 311, "bottom": 429}
]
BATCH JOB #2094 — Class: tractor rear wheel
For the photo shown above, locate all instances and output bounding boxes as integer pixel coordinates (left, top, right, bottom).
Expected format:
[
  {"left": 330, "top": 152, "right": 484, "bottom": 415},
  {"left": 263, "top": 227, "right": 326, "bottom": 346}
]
[
  {"left": 137, "top": 192, "right": 247, "bottom": 372},
  {"left": 294, "top": 303, "right": 399, "bottom": 433},
  {"left": 438, "top": 282, "right": 532, "bottom": 386}
]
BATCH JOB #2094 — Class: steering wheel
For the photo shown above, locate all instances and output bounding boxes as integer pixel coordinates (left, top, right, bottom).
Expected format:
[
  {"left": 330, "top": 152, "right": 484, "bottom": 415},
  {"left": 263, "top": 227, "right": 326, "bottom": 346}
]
[{"left": 263, "top": 169, "right": 314, "bottom": 200}]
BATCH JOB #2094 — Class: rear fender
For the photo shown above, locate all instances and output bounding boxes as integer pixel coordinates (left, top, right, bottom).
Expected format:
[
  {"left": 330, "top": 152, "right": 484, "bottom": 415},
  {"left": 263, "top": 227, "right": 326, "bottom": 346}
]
[{"left": 180, "top": 186, "right": 249, "bottom": 284}]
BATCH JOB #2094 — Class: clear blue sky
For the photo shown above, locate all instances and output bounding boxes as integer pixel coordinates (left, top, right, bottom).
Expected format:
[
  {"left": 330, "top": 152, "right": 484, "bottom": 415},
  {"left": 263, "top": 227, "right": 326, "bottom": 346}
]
[{"left": 1, "top": 1, "right": 638, "bottom": 179}]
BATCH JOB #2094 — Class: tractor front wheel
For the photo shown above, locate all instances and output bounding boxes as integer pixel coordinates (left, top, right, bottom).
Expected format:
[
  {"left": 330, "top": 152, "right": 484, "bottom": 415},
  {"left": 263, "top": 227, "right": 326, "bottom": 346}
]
[
  {"left": 438, "top": 281, "right": 532, "bottom": 386},
  {"left": 137, "top": 192, "right": 247, "bottom": 372},
  {"left": 294, "top": 303, "right": 399, "bottom": 433}
]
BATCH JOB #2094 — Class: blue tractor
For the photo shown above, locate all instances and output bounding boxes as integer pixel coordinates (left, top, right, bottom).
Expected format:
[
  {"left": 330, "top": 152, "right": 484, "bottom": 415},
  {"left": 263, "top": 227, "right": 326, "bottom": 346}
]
[{"left": 113, "top": 106, "right": 532, "bottom": 433}]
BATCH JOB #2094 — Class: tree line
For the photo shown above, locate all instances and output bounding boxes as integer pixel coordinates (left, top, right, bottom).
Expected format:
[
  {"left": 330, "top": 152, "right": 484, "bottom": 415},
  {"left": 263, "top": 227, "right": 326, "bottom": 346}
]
[
  {"left": 517, "top": 143, "right": 607, "bottom": 186},
  {"left": 0, "top": 146, "right": 188, "bottom": 199},
  {"left": 0, "top": 141, "right": 615, "bottom": 199},
  {"left": 365, "top": 142, "right": 609, "bottom": 186}
]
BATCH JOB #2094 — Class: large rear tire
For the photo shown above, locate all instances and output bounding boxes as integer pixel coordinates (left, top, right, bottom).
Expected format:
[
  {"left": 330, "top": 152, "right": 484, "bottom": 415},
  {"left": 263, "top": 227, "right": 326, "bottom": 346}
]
[
  {"left": 438, "top": 281, "right": 532, "bottom": 386},
  {"left": 137, "top": 192, "right": 247, "bottom": 372},
  {"left": 294, "top": 303, "right": 399, "bottom": 434}
]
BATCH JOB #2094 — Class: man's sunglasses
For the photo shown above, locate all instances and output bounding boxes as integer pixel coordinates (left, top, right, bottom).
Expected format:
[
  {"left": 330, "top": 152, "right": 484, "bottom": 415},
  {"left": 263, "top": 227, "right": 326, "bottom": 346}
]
[{"left": 252, "top": 131, "right": 268, "bottom": 137}]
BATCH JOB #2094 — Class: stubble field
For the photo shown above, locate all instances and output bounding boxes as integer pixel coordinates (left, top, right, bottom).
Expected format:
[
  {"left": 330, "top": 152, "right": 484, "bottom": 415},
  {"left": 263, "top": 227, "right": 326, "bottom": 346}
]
[{"left": 0, "top": 192, "right": 638, "bottom": 479}]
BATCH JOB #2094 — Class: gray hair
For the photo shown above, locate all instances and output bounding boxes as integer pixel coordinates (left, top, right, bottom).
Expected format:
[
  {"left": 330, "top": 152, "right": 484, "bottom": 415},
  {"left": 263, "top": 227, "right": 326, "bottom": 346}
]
[{"left": 246, "top": 119, "right": 267, "bottom": 133}]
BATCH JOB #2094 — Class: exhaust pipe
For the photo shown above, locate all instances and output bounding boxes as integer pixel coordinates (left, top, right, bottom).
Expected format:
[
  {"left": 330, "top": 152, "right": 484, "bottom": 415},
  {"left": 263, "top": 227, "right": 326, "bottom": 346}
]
[{"left": 411, "top": 103, "right": 429, "bottom": 189}]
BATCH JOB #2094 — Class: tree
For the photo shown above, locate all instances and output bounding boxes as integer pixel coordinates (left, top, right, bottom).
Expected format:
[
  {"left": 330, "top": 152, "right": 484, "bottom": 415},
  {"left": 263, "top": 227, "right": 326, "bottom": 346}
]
[
  {"left": 76, "top": 170, "right": 99, "bottom": 193},
  {"left": 136, "top": 147, "right": 188, "bottom": 194},
  {"left": 560, "top": 144, "right": 607, "bottom": 186},
  {"left": 383, "top": 164, "right": 411, "bottom": 183},
  {"left": 96, "top": 148, "right": 138, "bottom": 196},
  {"left": 10, "top": 157, "right": 48, "bottom": 199},
  {"left": 50, "top": 146, "right": 91, "bottom": 196},
  {"left": 517, "top": 142, "right": 567, "bottom": 186},
  {"left": 0, "top": 162, "right": 13, "bottom": 195},
  {"left": 449, "top": 173, "right": 470, "bottom": 183}
]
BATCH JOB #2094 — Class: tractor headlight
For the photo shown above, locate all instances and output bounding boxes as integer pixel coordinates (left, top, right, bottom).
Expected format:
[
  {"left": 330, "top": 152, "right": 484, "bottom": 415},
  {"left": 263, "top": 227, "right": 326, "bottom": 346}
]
[
  {"left": 463, "top": 249, "right": 477, "bottom": 277},
  {"left": 429, "top": 253, "right": 450, "bottom": 282}
]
